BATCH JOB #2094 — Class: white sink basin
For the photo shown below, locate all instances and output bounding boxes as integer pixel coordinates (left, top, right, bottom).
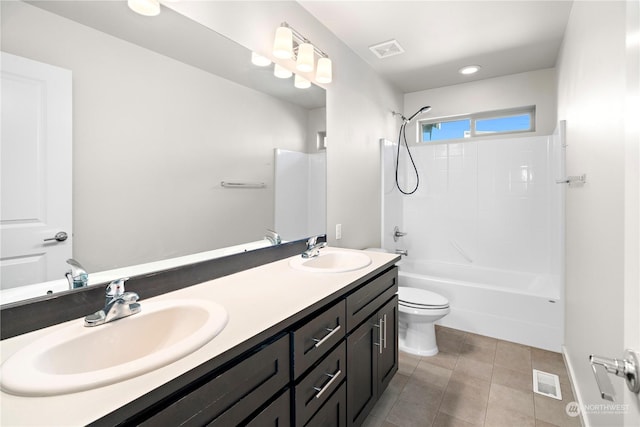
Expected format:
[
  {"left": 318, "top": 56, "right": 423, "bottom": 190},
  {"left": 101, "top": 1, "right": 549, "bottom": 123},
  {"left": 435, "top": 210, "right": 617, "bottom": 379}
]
[
  {"left": 289, "top": 249, "right": 372, "bottom": 273},
  {"left": 0, "top": 299, "right": 228, "bottom": 396}
]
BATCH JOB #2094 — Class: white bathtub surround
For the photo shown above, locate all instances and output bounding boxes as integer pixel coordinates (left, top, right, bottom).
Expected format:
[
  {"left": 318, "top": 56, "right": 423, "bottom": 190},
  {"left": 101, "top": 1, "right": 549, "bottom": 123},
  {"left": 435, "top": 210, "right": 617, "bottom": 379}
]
[{"left": 383, "top": 131, "right": 565, "bottom": 351}]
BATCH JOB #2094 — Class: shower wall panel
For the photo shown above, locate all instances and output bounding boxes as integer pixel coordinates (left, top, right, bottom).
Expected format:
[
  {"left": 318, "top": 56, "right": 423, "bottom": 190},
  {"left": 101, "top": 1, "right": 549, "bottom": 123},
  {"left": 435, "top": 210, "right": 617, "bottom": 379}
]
[{"left": 400, "top": 135, "right": 560, "bottom": 275}]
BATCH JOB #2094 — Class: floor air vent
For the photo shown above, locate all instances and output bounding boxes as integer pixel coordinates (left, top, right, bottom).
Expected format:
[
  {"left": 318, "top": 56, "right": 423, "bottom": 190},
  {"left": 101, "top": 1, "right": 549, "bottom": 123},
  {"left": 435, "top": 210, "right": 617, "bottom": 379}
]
[
  {"left": 369, "top": 39, "right": 405, "bottom": 59},
  {"left": 533, "top": 369, "right": 563, "bottom": 400}
]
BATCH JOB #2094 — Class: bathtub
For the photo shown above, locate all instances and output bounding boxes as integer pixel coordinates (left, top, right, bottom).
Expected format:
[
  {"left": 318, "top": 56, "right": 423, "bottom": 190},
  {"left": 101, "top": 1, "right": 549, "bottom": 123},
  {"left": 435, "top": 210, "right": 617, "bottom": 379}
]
[{"left": 398, "top": 260, "right": 563, "bottom": 352}]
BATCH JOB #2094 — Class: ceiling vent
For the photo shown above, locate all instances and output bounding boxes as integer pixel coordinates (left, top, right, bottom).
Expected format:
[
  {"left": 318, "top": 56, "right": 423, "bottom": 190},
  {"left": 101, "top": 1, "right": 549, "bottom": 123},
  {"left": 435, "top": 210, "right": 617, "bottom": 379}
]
[{"left": 369, "top": 39, "right": 405, "bottom": 59}]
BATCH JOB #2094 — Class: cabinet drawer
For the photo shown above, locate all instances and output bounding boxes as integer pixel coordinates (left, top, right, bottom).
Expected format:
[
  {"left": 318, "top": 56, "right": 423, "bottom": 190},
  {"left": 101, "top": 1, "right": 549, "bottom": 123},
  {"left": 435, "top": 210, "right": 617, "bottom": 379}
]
[
  {"left": 143, "top": 334, "right": 289, "bottom": 427},
  {"left": 295, "top": 341, "right": 346, "bottom": 426},
  {"left": 243, "top": 389, "right": 291, "bottom": 427},
  {"left": 292, "top": 299, "right": 345, "bottom": 378},
  {"left": 305, "top": 382, "right": 347, "bottom": 427},
  {"left": 346, "top": 267, "right": 397, "bottom": 332}
]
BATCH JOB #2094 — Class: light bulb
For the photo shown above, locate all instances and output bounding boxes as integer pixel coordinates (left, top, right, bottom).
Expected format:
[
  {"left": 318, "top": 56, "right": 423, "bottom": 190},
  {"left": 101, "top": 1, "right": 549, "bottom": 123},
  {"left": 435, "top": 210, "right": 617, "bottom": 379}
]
[
  {"left": 273, "top": 26, "right": 293, "bottom": 59},
  {"left": 316, "top": 57, "right": 332, "bottom": 84},
  {"left": 274, "top": 64, "right": 293, "bottom": 79},
  {"left": 296, "top": 43, "right": 315, "bottom": 73},
  {"left": 127, "top": 0, "right": 160, "bottom": 16},
  {"left": 458, "top": 65, "right": 481, "bottom": 75},
  {"left": 294, "top": 74, "right": 311, "bottom": 89},
  {"left": 251, "top": 52, "right": 271, "bottom": 67}
]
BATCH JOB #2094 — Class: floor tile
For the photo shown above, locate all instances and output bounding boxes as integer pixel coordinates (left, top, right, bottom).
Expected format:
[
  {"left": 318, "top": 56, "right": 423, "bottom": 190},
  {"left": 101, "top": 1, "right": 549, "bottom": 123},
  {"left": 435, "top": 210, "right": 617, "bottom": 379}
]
[
  {"left": 485, "top": 404, "right": 536, "bottom": 427},
  {"left": 423, "top": 349, "right": 459, "bottom": 370},
  {"left": 433, "top": 411, "right": 479, "bottom": 427},
  {"left": 372, "top": 330, "right": 579, "bottom": 427},
  {"left": 386, "top": 397, "right": 439, "bottom": 427},
  {"left": 439, "top": 371, "right": 490, "bottom": 425},
  {"left": 399, "top": 351, "right": 422, "bottom": 376},
  {"left": 494, "top": 340, "right": 532, "bottom": 373},
  {"left": 412, "top": 359, "right": 453, "bottom": 389},
  {"left": 491, "top": 365, "right": 533, "bottom": 393},
  {"left": 488, "top": 383, "right": 534, "bottom": 417},
  {"left": 459, "top": 341, "right": 496, "bottom": 365},
  {"left": 455, "top": 355, "right": 494, "bottom": 382},
  {"left": 533, "top": 395, "right": 581, "bottom": 427}
]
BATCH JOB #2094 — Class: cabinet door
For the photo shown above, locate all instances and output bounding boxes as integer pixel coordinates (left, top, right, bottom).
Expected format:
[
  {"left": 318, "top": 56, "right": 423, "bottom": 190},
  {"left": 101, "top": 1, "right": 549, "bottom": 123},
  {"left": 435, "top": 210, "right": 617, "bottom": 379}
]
[
  {"left": 377, "top": 296, "right": 398, "bottom": 396},
  {"left": 244, "top": 389, "right": 291, "bottom": 427},
  {"left": 305, "top": 382, "right": 347, "bottom": 427},
  {"left": 346, "top": 317, "right": 379, "bottom": 427}
]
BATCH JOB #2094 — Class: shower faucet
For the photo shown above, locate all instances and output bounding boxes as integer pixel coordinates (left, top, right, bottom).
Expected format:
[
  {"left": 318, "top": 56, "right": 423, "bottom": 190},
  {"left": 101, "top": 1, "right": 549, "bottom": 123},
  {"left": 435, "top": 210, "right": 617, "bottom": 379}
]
[{"left": 393, "top": 226, "right": 407, "bottom": 242}]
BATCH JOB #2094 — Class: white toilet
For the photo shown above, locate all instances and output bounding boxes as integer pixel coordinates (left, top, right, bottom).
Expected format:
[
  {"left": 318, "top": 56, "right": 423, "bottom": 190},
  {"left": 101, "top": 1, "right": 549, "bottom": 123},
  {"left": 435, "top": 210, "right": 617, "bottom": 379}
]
[
  {"left": 364, "top": 248, "right": 450, "bottom": 357},
  {"left": 398, "top": 286, "right": 450, "bottom": 356}
]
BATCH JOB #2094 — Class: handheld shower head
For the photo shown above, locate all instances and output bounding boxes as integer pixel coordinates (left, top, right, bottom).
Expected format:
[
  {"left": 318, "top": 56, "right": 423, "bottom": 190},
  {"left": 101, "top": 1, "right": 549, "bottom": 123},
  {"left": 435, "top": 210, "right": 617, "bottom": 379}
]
[{"left": 405, "top": 105, "right": 431, "bottom": 122}]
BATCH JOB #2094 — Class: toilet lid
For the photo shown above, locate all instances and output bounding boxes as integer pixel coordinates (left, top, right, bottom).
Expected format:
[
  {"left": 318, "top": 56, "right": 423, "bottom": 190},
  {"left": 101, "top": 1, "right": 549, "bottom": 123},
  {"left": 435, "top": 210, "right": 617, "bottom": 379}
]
[{"left": 398, "top": 287, "right": 449, "bottom": 308}]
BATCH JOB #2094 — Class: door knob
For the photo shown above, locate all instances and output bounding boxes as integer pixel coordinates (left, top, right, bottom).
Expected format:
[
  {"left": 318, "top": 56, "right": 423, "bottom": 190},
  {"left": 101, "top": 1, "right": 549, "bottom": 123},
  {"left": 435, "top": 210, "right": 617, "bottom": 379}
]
[
  {"left": 44, "top": 231, "right": 68, "bottom": 242},
  {"left": 589, "top": 349, "right": 640, "bottom": 401}
]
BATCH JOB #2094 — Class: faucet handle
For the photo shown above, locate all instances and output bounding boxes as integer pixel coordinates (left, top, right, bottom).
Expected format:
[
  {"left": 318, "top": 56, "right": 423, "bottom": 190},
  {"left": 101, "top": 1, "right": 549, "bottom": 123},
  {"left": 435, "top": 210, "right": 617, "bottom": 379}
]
[{"left": 106, "top": 277, "right": 130, "bottom": 298}]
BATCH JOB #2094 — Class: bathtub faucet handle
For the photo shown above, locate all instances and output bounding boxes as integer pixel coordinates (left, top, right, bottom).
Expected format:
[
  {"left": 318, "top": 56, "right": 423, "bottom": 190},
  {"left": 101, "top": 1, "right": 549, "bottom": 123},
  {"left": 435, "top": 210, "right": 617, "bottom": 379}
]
[{"left": 393, "top": 226, "right": 407, "bottom": 242}]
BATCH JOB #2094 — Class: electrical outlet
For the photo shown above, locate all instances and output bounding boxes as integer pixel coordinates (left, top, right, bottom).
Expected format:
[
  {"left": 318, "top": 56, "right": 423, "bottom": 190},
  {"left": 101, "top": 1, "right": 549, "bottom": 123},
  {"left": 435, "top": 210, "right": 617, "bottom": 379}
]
[{"left": 336, "top": 224, "right": 342, "bottom": 240}]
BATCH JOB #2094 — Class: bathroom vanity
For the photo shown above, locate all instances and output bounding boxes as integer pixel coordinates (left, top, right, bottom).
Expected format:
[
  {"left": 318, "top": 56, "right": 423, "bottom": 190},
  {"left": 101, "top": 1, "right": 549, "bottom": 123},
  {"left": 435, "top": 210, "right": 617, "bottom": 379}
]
[{"left": 0, "top": 248, "right": 399, "bottom": 426}]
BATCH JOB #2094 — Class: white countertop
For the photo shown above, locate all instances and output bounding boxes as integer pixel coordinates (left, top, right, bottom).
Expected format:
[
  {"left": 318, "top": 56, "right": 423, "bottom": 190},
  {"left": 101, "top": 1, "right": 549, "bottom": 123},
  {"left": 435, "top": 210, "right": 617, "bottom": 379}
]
[{"left": 0, "top": 248, "right": 398, "bottom": 426}]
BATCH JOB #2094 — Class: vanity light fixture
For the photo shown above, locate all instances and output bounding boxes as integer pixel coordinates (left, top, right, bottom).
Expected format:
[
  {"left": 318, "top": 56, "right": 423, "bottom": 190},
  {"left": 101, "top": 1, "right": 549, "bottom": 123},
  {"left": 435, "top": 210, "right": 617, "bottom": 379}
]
[
  {"left": 294, "top": 74, "right": 311, "bottom": 89},
  {"left": 274, "top": 64, "right": 293, "bottom": 79},
  {"left": 251, "top": 52, "right": 272, "bottom": 67},
  {"left": 127, "top": 0, "right": 161, "bottom": 16},
  {"left": 272, "top": 22, "right": 332, "bottom": 84},
  {"left": 459, "top": 65, "right": 481, "bottom": 75}
]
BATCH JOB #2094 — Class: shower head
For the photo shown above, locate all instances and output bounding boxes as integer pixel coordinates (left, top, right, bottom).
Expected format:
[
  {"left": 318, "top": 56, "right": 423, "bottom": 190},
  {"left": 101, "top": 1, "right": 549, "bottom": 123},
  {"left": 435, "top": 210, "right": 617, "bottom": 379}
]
[{"left": 405, "top": 105, "right": 431, "bottom": 123}]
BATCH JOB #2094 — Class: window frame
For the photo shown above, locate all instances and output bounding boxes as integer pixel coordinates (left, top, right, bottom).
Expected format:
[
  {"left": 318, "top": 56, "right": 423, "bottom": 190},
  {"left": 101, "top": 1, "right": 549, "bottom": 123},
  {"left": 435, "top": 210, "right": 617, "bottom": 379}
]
[{"left": 417, "top": 106, "right": 536, "bottom": 143}]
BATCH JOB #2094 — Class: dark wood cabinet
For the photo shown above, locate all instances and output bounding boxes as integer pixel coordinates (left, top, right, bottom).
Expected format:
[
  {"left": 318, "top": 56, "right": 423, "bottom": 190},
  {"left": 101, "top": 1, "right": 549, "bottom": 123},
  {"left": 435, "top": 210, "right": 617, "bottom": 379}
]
[
  {"left": 346, "top": 296, "right": 398, "bottom": 427},
  {"left": 244, "top": 389, "right": 291, "bottom": 427},
  {"left": 141, "top": 334, "right": 290, "bottom": 427},
  {"left": 114, "top": 265, "right": 398, "bottom": 427},
  {"left": 305, "top": 382, "right": 347, "bottom": 427}
]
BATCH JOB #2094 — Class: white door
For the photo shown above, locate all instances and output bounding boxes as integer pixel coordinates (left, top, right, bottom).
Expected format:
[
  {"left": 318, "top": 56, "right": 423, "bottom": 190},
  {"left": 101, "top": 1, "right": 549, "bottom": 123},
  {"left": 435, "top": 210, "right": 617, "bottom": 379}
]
[{"left": 1, "top": 52, "right": 72, "bottom": 290}]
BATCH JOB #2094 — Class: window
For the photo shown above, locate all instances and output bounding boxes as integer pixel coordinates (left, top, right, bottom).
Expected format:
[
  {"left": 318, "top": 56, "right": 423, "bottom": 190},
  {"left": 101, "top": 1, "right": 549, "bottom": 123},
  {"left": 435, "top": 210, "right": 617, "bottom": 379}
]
[{"left": 419, "top": 106, "right": 535, "bottom": 143}]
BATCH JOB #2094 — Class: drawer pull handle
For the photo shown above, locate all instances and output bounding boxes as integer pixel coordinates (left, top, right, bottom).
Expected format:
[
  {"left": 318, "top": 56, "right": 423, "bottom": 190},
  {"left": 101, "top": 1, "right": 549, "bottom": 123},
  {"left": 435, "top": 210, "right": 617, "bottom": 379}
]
[
  {"left": 313, "top": 369, "right": 342, "bottom": 399},
  {"left": 312, "top": 325, "right": 342, "bottom": 349},
  {"left": 383, "top": 314, "right": 387, "bottom": 349},
  {"left": 373, "top": 318, "right": 383, "bottom": 354}
]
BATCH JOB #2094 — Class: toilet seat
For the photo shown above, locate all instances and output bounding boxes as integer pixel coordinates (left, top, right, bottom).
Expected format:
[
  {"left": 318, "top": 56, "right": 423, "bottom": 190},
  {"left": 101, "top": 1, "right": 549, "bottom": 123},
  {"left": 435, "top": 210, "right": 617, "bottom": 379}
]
[{"left": 398, "top": 287, "right": 449, "bottom": 309}]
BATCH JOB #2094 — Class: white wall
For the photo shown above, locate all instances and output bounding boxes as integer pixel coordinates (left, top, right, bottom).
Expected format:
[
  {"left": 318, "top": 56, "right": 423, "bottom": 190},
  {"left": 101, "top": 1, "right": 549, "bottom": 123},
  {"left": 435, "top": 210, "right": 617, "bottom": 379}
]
[
  {"left": 404, "top": 68, "right": 557, "bottom": 143},
  {"left": 167, "top": 1, "right": 403, "bottom": 250},
  {"left": 556, "top": 2, "right": 632, "bottom": 426},
  {"left": 1, "top": 2, "right": 310, "bottom": 272}
]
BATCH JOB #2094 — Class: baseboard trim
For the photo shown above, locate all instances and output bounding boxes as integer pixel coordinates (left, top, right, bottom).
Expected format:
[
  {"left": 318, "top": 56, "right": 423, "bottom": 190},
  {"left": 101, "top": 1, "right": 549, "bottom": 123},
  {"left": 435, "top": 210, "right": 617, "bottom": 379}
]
[{"left": 562, "top": 344, "right": 588, "bottom": 427}]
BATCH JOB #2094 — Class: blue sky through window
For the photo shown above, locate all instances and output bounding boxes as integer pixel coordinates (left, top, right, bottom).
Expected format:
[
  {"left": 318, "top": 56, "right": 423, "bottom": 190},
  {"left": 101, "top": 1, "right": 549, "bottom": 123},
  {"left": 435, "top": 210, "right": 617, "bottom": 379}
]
[
  {"left": 421, "top": 111, "right": 533, "bottom": 142},
  {"left": 476, "top": 114, "right": 531, "bottom": 133},
  {"left": 422, "top": 119, "right": 470, "bottom": 141}
]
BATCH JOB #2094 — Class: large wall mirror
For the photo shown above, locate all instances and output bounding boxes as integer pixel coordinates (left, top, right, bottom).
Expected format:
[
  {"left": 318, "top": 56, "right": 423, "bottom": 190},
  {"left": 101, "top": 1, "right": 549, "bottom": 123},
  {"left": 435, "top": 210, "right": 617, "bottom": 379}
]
[{"left": 1, "top": 1, "right": 326, "bottom": 305}]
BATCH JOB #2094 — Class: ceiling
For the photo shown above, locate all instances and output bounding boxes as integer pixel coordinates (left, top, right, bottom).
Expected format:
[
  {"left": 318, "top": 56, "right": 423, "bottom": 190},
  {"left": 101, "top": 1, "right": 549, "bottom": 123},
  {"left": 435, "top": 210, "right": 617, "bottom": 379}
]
[{"left": 298, "top": 1, "right": 573, "bottom": 93}]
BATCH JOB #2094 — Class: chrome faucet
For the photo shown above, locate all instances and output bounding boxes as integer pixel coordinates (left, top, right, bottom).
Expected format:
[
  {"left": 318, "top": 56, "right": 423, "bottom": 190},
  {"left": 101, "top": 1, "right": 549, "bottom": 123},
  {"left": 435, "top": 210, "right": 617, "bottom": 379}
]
[
  {"left": 84, "top": 278, "right": 141, "bottom": 327},
  {"left": 264, "top": 229, "right": 282, "bottom": 245},
  {"left": 65, "top": 258, "right": 88, "bottom": 289},
  {"left": 302, "top": 235, "right": 327, "bottom": 258}
]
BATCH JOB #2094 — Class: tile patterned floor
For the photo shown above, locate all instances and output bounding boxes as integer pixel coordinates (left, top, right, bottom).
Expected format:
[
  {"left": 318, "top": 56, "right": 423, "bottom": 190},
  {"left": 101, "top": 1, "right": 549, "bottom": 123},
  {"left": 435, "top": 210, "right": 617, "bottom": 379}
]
[{"left": 363, "top": 326, "right": 581, "bottom": 427}]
